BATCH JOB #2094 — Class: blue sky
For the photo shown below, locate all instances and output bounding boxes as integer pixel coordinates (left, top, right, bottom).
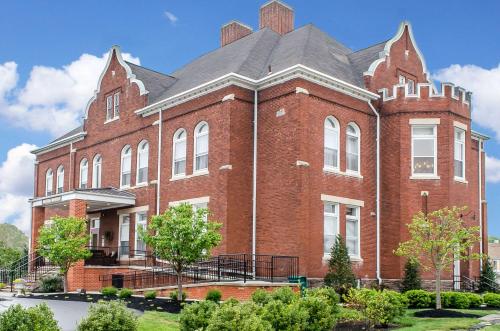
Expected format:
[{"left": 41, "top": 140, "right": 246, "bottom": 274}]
[{"left": 1, "top": 0, "right": 499, "bottom": 234}]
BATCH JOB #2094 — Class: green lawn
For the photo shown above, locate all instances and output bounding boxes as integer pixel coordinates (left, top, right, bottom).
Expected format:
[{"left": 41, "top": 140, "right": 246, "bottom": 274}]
[
  {"left": 395, "top": 309, "right": 499, "bottom": 331},
  {"left": 138, "top": 311, "right": 180, "bottom": 331}
]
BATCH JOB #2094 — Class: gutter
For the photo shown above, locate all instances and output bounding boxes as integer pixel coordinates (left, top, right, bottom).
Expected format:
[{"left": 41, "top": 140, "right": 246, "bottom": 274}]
[
  {"left": 367, "top": 101, "right": 382, "bottom": 284},
  {"left": 478, "top": 138, "right": 483, "bottom": 270},
  {"left": 156, "top": 110, "right": 163, "bottom": 215},
  {"left": 252, "top": 90, "right": 258, "bottom": 276},
  {"left": 31, "top": 132, "right": 86, "bottom": 155}
]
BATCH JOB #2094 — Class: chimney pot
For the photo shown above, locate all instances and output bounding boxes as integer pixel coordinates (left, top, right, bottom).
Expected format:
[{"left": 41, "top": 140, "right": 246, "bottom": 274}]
[
  {"left": 221, "top": 20, "right": 253, "bottom": 47},
  {"left": 259, "top": 0, "right": 294, "bottom": 35}
]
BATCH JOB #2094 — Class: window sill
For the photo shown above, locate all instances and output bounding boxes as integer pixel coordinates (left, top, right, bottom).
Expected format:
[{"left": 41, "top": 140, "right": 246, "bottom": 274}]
[
  {"left": 134, "top": 182, "right": 148, "bottom": 188},
  {"left": 170, "top": 171, "right": 209, "bottom": 182},
  {"left": 323, "top": 254, "right": 363, "bottom": 262},
  {"left": 409, "top": 175, "right": 440, "bottom": 180},
  {"left": 454, "top": 177, "right": 468, "bottom": 184},
  {"left": 104, "top": 117, "right": 119, "bottom": 124},
  {"left": 323, "top": 167, "right": 363, "bottom": 179}
]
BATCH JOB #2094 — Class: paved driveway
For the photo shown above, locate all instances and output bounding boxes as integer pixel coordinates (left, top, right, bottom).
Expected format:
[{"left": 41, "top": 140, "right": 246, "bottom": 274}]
[{"left": 0, "top": 295, "right": 92, "bottom": 331}]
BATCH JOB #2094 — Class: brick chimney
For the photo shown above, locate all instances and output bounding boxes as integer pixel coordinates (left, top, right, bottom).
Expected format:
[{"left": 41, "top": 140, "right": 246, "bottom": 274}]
[
  {"left": 221, "top": 21, "right": 253, "bottom": 47},
  {"left": 259, "top": 0, "right": 294, "bottom": 35}
]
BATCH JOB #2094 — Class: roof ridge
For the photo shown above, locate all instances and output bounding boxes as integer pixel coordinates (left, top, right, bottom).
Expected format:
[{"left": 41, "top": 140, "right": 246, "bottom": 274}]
[
  {"left": 350, "top": 40, "right": 388, "bottom": 54},
  {"left": 125, "top": 61, "right": 176, "bottom": 79}
]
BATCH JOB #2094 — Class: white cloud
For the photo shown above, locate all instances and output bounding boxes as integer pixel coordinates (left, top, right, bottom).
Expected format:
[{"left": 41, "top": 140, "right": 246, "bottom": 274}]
[
  {"left": 433, "top": 64, "right": 500, "bottom": 139},
  {"left": 0, "top": 143, "right": 37, "bottom": 233},
  {"left": 486, "top": 155, "right": 500, "bottom": 184},
  {"left": 0, "top": 51, "right": 140, "bottom": 137},
  {"left": 164, "top": 11, "right": 178, "bottom": 25}
]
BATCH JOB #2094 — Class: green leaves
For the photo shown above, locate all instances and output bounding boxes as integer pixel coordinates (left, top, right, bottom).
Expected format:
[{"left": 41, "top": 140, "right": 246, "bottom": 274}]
[{"left": 37, "top": 216, "right": 91, "bottom": 275}]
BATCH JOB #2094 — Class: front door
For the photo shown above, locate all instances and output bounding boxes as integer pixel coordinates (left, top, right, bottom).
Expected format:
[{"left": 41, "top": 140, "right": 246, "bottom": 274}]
[
  {"left": 119, "top": 215, "right": 130, "bottom": 257},
  {"left": 90, "top": 218, "right": 100, "bottom": 248}
]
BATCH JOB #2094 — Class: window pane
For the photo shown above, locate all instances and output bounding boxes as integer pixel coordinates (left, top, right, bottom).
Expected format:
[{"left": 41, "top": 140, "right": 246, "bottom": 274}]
[
  {"left": 196, "top": 134, "right": 208, "bottom": 154},
  {"left": 122, "top": 173, "right": 131, "bottom": 186},
  {"left": 324, "top": 235, "right": 335, "bottom": 255},
  {"left": 414, "top": 157, "right": 435, "bottom": 174},
  {"left": 196, "top": 154, "right": 208, "bottom": 170},
  {"left": 413, "top": 127, "right": 434, "bottom": 136},
  {"left": 174, "top": 160, "right": 186, "bottom": 175},
  {"left": 347, "top": 153, "right": 359, "bottom": 172},
  {"left": 138, "top": 167, "right": 148, "bottom": 183},
  {"left": 346, "top": 219, "right": 357, "bottom": 237},
  {"left": 175, "top": 141, "right": 186, "bottom": 159},
  {"left": 114, "top": 93, "right": 120, "bottom": 117},
  {"left": 347, "top": 239, "right": 358, "bottom": 256},
  {"left": 325, "top": 129, "right": 338, "bottom": 149},
  {"left": 413, "top": 139, "right": 434, "bottom": 156},
  {"left": 454, "top": 160, "right": 464, "bottom": 178},
  {"left": 324, "top": 203, "right": 337, "bottom": 214},
  {"left": 122, "top": 155, "right": 131, "bottom": 172},
  {"left": 324, "top": 148, "right": 338, "bottom": 168}
]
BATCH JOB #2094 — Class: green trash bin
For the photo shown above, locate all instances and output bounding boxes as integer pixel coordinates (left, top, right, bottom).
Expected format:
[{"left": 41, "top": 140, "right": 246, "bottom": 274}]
[{"left": 288, "top": 276, "right": 307, "bottom": 296}]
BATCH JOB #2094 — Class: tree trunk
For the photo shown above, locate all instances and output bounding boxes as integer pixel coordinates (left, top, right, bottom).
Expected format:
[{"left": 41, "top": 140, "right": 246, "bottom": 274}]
[
  {"left": 435, "top": 269, "right": 442, "bottom": 310},
  {"left": 177, "top": 271, "right": 183, "bottom": 301},
  {"left": 63, "top": 272, "right": 68, "bottom": 294}
]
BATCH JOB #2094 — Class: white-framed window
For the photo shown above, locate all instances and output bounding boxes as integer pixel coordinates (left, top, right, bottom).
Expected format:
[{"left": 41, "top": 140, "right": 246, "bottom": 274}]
[
  {"left": 412, "top": 125, "right": 437, "bottom": 176},
  {"left": 114, "top": 92, "right": 120, "bottom": 117},
  {"left": 398, "top": 75, "right": 406, "bottom": 84},
  {"left": 346, "top": 206, "right": 360, "bottom": 258},
  {"left": 106, "top": 95, "right": 113, "bottom": 121},
  {"left": 408, "top": 79, "right": 415, "bottom": 95},
  {"left": 120, "top": 145, "right": 132, "bottom": 188},
  {"left": 324, "top": 116, "right": 340, "bottom": 169},
  {"left": 45, "top": 169, "right": 53, "bottom": 196},
  {"left": 135, "top": 212, "right": 147, "bottom": 254},
  {"left": 194, "top": 122, "right": 209, "bottom": 172},
  {"left": 323, "top": 203, "right": 339, "bottom": 255},
  {"left": 79, "top": 158, "right": 88, "bottom": 189},
  {"left": 454, "top": 128, "right": 465, "bottom": 180},
  {"left": 92, "top": 155, "right": 102, "bottom": 188},
  {"left": 346, "top": 123, "right": 360, "bottom": 173},
  {"left": 56, "top": 165, "right": 64, "bottom": 194},
  {"left": 172, "top": 129, "right": 187, "bottom": 177},
  {"left": 137, "top": 140, "right": 149, "bottom": 185}
]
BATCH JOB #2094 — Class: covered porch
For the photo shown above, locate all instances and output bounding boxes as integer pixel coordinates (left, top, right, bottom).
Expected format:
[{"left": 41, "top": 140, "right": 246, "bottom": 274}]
[{"left": 30, "top": 188, "right": 150, "bottom": 267}]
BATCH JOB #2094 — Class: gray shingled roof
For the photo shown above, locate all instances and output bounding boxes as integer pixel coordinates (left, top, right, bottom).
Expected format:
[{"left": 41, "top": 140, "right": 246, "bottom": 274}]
[
  {"left": 50, "top": 24, "right": 386, "bottom": 144},
  {"left": 74, "top": 187, "right": 136, "bottom": 198},
  {"left": 48, "top": 125, "right": 84, "bottom": 145}
]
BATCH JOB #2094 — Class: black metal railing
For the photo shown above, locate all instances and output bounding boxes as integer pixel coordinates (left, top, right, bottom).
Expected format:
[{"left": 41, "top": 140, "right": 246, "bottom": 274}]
[
  {"left": 474, "top": 275, "right": 500, "bottom": 292},
  {"left": 99, "top": 253, "right": 299, "bottom": 289},
  {"left": 0, "top": 252, "right": 58, "bottom": 291},
  {"left": 453, "top": 275, "right": 478, "bottom": 292},
  {"left": 84, "top": 246, "right": 156, "bottom": 268}
]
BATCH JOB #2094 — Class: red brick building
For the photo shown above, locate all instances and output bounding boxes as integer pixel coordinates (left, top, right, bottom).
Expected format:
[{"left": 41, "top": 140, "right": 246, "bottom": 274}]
[{"left": 30, "top": 0, "right": 488, "bottom": 289}]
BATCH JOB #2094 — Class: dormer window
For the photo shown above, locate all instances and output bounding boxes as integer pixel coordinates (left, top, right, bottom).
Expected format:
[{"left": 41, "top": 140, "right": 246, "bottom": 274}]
[
  {"left": 105, "top": 91, "right": 120, "bottom": 122},
  {"left": 398, "top": 74, "right": 416, "bottom": 95}
]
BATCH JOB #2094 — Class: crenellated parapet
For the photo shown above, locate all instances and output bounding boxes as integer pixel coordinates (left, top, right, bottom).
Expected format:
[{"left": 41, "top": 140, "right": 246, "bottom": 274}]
[{"left": 378, "top": 82, "right": 471, "bottom": 118}]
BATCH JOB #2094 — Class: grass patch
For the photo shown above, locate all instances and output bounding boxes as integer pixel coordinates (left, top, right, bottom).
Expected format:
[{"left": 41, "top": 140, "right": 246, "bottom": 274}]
[
  {"left": 395, "top": 309, "right": 499, "bottom": 330},
  {"left": 138, "top": 311, "right": 180, "bottom": 331},
  {"left": 484, "top": 326, "right": 500, "bottom": 330}
]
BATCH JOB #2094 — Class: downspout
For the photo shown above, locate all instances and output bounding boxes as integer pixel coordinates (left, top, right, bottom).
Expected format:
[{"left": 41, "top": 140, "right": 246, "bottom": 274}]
[
  {"left": 252, "top": 90, "right": 258, "bottom": 276},
  {"left": 368, "top": 101, "right": 382, "bottom": 284},
  {"left": 156, "top": 109, "right": 163, "bottom": 215},
  {"left": 478, "top": 138, "right": 483, "bottom": 271}
]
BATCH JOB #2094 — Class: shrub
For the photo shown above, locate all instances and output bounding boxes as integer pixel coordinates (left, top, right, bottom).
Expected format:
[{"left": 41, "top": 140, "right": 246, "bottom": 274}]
[
  {"left": 400, "top": 259, "right": 422, "bottom": 292},
  {"left": 337, "top": 308, "right": 366, "bottom": 323},
  {"left": 144, "top": 290, "right": 156, "bottom": 300},
  {"left": 297, "top": 295, "right": 337, "bottom": 331},
  {"left": 251, "top": 289, "right": 272, "bottom": 306},
  {"left": 449, "top": 292, "right": 471, "bottom": 309},
  {"left": 206, "top": 301, "right": 271, "bottom": 331},
  {"left": 169, "top": 289, "right": 187, "bottom": 301},
  {"left": 465, "top": 292, "right": 483, "bottom": 308},
  {"left": 404, "top": 289, "right": 432, "bottom": 308},
  {"left": 324, "top": 235, "right": 356, "bottom": 298},
  {"left": 479, "top": 258, "right": 498, "bottom": 293},
  {"left": 118, "top": 288, "right": 133, "bottom": 299},
  {"left": 306, "top": 287, "right": 339, "bottom": 307},
  {"left": 77, "top": 300, "right": 138, "bottom": 331},
  {"left": 260, "top": 299, "right": 308, "bottom": 330},
  {"left": 205, "top": 289, "right": 222, "bottom": 303},
  {"left": 0, "top": 303, "right": 60, "bottom": 331},
  {"left": 39, "top": 274, "right": 64, "bottom": 293},
  {"left": 101, "top": 286, "right": 118, "bottom": 297},
  {"left": 180, "top": 300, "right": 218, "bottom": 331},
  {"left": 484, "top": 292, "right": 500, "bottom": 307},
  {"left": 270, "top": 286, "right": 299, "bottom": 304},
  {"left": 0, "top": 282, "right": 5, "bottom": 290},
  {"left": 345, "top": 288, "right": 407, "bottom": 327}
]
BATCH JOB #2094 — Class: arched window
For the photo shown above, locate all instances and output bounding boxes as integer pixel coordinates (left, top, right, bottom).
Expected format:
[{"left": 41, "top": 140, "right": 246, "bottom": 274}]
[
  {"left": 194, "top": 122, "right": 209, "bottom": 172},
  {"left": 172, "top": 129, "right": 187, "bottom": 177},
  {"left": 346, "top": 123, "right": 360, "bottom": 173},
  {"left": 92, "top": 155, "right": 102, "bottom": 188},
  {"left": 324, "top": 116, "right": 340, "bottom": 169},
  {"left": 45, "top": 169, "right": 53, "bottom": 196},
  {"left": 79, "top": 158, "right": 88, "bottom": 189},
  {"left": 120, "top": 145, "right": 132, "bottom": 188},
  {"left": 56, "top": 165, "right": 64, "bottom": 194},
  {"left": 137, "top": 140, "right": 149, "bottom": 185}
]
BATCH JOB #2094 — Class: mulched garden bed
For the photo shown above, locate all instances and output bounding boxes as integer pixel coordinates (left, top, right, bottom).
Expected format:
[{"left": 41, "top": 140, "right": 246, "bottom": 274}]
[
  {"left": 414, "top": 309, "right": 481, "bottom": 318},
  {"left": 24, "top": 293, "right": 184, "bottom": 313}
]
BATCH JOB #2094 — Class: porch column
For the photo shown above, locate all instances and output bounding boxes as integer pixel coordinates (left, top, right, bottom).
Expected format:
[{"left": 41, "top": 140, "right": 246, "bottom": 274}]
[
  {"left": 31, "top": 206, "right": 45, "bottom": 255},
  {"left": 67, "top": 199, "right": 87, "bottom": 291}
]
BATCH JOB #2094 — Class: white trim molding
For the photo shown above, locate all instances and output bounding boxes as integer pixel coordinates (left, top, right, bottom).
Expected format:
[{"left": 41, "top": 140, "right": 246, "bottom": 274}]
[
  {"left": 409, "top": 118, "right": 441, "bottom": 125},
  {"left": 320, "top": 194, "right": 365, "bottom": 207},
  {"left": 295, "top": 87, "right": 309, "bottom": 95},
  {"left": 117, "top": 205, "right": 149, "bottom": 215},
  {"left": 222, "top": 93, "right": 235, "bottom": 102},
  {"left": 169, "top": 196, "right": 210, "bottom": 207},
  {"left": 31, "top": 132, "right": 86, "bottom": 155},
  {"left": 453, "top": 121, "right": 468, "bottom": 131}
]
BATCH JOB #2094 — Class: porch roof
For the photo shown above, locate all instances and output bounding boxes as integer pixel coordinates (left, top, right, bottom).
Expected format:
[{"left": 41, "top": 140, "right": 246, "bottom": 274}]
[{"left": 30, "top": 187, "right": 136, "bottom": 212}]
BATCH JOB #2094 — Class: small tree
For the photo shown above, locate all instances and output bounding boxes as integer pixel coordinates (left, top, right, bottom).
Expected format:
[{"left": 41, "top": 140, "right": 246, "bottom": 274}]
[
  {"left": 400, "top": 259, "right": 422, "bottom": 292},
  {"left": 395, "top": 206, "right": 480, "bottom": 309},
  {"left": 324, "top": 235, "right": 356, "bottom": 295},
  {"left": 0, "top": 241, "right": 23, "bottom": 268},
  {"left": 37, "top": 216, "right": 91, "bottom": 293},
  {"left": 140, "top": 203, "right": 222, "bottom": 300},
  {"left": 479, "top": 258, "right": 497, "bottom": 293}
]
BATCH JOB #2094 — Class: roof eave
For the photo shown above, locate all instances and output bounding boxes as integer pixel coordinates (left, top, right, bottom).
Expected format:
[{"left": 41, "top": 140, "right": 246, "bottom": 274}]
[{"left": 31, "top": 132, "right": 87, "bottom": 155}]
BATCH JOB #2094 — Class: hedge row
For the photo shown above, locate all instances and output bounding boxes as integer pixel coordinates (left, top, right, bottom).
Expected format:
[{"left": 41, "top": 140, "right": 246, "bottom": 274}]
[{"left": 404, "top": 289, "right": 486, "bottom": 309}]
